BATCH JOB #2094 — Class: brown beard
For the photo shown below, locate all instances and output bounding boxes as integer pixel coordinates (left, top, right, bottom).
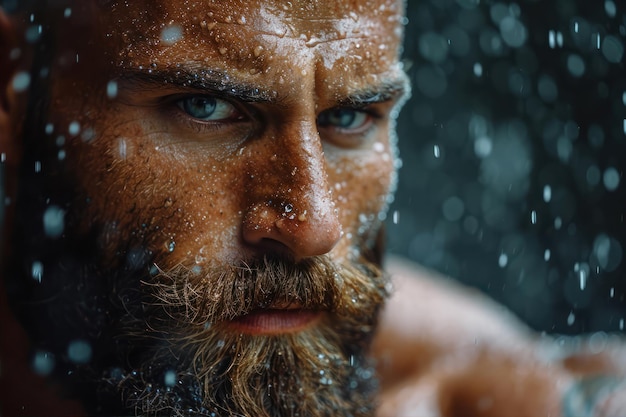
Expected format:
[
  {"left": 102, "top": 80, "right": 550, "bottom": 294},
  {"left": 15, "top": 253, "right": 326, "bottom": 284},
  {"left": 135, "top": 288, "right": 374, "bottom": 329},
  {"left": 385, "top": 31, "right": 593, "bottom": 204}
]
[{"left": 106, "top": 255, "right": 389, "bottom": 417}]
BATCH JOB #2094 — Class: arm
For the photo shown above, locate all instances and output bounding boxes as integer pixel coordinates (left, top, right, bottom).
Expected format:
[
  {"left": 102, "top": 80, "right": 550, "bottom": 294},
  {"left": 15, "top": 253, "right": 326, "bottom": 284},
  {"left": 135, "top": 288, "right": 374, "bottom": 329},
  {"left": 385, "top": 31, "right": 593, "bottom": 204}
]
[{"left": 373, "top": 256, "right": 626, "bottom": 417}]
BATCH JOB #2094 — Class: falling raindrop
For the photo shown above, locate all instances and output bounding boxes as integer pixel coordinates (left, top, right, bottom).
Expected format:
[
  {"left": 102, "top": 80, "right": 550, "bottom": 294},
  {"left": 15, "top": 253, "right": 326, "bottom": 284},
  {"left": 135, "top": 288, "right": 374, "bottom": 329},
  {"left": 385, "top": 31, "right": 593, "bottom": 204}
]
[
  {"left": 567, "top": 311, "right": 575, "bottom": 326},
  {"left": 31, "top": 261, "right": 43, "bottom": 283},
  {"left": 106, "top": 80, "right": 118, "bottom": 99},
  {"left": 67, "top": 340, "right": 92, "bottom": 364},
  {"left": 68, "top": 121, "right": 80, "bottom": 136},
  {"left": 543, "top": 185, "right": 552, "bottom": 202},
  {"left": 32, "top": 351, "right": 55, "bottom": 376},
  {"left": 11, "top": 71, "right": 30, "bottom": 92},
  {"left": 498, "top": 253, "right": 508, "bottom": 268},
  {"left": 43, "top": 205, "right": 65, "bottom": 238},
  {"left": 164, "top": 370, "right": 177, "bottom": 387}
]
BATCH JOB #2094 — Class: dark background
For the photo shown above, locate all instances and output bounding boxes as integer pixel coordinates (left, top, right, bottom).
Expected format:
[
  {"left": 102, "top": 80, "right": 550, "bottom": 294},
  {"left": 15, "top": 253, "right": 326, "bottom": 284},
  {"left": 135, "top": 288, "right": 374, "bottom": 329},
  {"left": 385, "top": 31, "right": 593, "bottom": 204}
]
[{"left": 387, "top": 0, "right": 626, "bottom": 335}]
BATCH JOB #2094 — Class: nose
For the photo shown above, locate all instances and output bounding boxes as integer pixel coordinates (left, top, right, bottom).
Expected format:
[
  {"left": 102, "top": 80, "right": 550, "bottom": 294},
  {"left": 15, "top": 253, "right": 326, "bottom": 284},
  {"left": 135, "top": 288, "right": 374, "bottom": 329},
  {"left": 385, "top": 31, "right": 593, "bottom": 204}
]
[{"left": 241, "top": 122, "right": 342, "bottom": 262}]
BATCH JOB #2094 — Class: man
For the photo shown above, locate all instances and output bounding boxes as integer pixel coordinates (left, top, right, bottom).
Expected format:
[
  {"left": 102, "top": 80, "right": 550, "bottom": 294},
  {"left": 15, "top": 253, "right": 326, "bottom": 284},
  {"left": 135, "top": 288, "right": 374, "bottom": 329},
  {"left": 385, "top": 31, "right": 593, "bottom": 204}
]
[{"left": 0, "top": 1, "right": 624, "bottom": 416}]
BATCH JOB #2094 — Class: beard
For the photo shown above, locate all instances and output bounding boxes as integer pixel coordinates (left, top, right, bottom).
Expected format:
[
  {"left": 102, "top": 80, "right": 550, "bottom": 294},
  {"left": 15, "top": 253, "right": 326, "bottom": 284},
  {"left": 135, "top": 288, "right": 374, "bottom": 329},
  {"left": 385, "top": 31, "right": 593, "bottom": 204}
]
[{"left": 93, "top": 254, "right": 389, "bottom": 417}]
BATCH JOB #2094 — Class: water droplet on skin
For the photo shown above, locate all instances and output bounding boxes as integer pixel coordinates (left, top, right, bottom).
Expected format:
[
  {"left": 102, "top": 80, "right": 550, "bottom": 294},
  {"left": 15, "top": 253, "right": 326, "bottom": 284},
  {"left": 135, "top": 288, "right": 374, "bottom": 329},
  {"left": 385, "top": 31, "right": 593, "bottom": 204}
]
[
  {"left": 118, "top": 138, "right": 127, "bottom": 160},
  {"left": 160, "top": 25, "right": 183, "bottom": 45},
  {"left": 284, "top": 204, "right": 293, "bottom": 213},
  {"left": 498, "top": 253, "right": 508, "bottom": 268},
  {"left": 167, "top": 240, "right": 176, "bottom": 252},
  {"left": 81, "top": 127, "right": 95, "bottom": 142},
  {"left": 219, "top": 47, "right": 228, "bottom": 55}
]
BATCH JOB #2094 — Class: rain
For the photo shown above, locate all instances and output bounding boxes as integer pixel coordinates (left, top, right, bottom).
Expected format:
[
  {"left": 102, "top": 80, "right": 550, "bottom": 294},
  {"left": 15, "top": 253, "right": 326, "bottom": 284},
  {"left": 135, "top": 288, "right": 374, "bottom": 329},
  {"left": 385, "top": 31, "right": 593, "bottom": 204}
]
[{"left": 387, "top": 0, "right": 626, "bottom": 334}]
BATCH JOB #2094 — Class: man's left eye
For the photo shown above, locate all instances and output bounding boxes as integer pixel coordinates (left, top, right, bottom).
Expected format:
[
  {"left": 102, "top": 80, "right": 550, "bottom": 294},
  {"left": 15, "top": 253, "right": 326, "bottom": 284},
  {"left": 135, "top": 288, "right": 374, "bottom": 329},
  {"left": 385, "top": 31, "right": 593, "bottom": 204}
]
[
  {"left": 317, "top": 108, "right": 370, "bottom": 131},
  {"left": 177, "top": 96, "right": 239, "bottom": 121}
]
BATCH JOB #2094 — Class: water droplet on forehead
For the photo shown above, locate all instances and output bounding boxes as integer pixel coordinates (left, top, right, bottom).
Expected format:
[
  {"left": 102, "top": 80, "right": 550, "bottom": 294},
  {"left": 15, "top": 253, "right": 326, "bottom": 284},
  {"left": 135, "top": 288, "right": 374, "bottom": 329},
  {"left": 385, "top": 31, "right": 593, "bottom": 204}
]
[{"left": 160, "top": 25, "right": 183, "bottom": 46}]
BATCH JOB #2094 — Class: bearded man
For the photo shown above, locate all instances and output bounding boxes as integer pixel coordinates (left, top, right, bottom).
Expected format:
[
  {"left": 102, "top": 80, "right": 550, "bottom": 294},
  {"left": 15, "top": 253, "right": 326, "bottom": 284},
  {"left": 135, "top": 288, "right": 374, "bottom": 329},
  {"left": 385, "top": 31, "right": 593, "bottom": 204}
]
[{"left": 1, "top": 1, "right": 625, "bottom": 417}]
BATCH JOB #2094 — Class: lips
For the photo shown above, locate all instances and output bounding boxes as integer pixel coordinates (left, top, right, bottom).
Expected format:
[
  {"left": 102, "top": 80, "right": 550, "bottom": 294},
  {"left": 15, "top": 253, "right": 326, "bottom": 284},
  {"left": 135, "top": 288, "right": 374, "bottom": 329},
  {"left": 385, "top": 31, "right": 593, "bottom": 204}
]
[{"left": 228, "top": 308, "right": 323, "bottom": 335}]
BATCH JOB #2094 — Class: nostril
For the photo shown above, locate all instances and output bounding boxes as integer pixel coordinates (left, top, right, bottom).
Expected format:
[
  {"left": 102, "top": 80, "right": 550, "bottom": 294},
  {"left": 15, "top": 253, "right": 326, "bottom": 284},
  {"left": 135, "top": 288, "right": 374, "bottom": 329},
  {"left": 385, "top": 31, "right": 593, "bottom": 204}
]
[{"left": 242, "top": 199, "right": 341, "bottom": 261}]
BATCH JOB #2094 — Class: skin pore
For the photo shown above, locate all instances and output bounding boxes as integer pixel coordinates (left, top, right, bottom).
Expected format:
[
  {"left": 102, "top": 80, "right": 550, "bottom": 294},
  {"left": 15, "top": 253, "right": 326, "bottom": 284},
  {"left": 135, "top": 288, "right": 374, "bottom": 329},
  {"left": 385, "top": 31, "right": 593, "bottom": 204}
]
[{"left": 1, "top": 0, "right": 409, "bottom": 416}]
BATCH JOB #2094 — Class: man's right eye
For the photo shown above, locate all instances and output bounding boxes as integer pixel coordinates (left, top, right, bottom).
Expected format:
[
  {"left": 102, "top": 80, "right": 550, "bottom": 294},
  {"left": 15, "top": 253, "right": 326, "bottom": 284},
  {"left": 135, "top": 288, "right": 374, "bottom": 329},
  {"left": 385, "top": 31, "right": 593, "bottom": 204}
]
[{"left": 177, "top": 96, "right": 241, "bottom": 122}]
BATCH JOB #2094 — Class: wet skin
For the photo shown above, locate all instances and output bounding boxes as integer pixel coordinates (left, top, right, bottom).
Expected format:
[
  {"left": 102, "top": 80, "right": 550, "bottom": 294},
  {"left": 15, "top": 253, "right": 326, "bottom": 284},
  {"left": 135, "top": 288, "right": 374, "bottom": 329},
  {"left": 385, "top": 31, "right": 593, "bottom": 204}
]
[
  {"left": 4, "top": 2, "right": 626, "bottom": 417},
  {"left": 50, "top": 0, "right": 408, "bottom": 276},
  {"left": 1, "top": 0, "right": 407, "bottom": 414}
]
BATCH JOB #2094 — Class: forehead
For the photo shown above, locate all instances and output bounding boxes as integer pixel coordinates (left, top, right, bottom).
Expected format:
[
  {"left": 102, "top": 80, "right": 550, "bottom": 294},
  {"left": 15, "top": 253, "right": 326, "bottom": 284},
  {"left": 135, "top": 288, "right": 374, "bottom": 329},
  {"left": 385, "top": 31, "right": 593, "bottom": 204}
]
[{"left": 87, "top": 0, "right": 405, "bottom": 96}]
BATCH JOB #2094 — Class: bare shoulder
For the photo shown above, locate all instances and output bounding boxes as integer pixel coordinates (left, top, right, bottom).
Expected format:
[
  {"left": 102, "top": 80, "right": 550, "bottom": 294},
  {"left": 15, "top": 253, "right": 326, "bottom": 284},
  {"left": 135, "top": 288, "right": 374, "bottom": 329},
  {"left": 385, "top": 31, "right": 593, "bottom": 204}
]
[
  {"left": 373, "top": 256, "right": 626, "bottom": 417},
  {"left": 376, "top": 255, "right": 532, "bottom": 353}
]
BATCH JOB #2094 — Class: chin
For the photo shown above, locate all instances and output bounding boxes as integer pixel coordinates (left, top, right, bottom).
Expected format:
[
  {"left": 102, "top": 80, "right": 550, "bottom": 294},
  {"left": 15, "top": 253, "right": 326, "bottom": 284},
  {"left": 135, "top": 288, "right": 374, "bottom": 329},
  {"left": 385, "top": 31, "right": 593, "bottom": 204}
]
[
  {"left": 11, "top": 241, "right": 389, "bottom": 416},
  {"left": 101, "top": 319, "right": 381, "bottom": 417}
]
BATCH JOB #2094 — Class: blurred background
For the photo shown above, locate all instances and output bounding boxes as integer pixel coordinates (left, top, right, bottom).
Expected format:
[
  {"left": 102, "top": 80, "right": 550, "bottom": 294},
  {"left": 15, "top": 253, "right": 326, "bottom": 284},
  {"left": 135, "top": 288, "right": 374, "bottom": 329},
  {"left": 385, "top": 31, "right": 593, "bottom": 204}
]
[{"left": 387, "top": 0, "right": 626, "bottom": 335}]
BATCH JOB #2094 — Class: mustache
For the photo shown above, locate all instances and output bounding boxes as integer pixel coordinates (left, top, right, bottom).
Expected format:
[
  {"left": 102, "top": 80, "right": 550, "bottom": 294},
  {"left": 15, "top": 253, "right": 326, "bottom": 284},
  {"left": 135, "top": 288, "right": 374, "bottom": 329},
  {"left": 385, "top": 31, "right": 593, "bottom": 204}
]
[{"left": 142, "top": 255, "right": 388, "bottom": 328}]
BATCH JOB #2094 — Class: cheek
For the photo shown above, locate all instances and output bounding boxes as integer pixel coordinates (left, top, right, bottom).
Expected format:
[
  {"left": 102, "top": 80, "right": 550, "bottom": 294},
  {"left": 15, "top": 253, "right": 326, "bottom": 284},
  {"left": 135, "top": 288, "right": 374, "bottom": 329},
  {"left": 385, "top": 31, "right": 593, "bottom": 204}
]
[
  {"left": 327, "top": 150, "right": 394, "bottom": 243},
  {"left": 64, "top": 120, "right": 243, "bottom": 265}
]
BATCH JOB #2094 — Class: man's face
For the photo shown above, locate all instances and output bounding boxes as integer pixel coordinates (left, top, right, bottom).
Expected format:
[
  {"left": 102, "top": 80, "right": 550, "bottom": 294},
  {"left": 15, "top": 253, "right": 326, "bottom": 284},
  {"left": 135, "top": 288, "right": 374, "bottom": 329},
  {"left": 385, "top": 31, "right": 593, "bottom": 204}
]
[{"left": 10, "top": 0, "right": 407, "bottom": 415}]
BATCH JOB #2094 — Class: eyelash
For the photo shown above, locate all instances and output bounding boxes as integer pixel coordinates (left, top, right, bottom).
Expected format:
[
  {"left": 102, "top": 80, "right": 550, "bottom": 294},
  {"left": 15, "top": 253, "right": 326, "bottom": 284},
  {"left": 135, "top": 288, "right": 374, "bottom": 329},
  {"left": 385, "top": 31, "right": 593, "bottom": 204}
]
[
  {"left": 167, "top": 94, "right": 382, "bottom": 143},
  {"left": 166, "top": 94, "right": 250, "bottom": 134}
]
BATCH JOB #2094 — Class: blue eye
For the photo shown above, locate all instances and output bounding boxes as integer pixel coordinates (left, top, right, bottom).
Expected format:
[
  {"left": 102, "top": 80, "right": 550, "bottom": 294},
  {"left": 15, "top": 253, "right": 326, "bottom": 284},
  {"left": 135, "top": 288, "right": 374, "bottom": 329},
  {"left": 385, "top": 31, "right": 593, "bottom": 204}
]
[
  {"left": 177, "top": 96, "right": 238, "bottom": 121},
  {"left": 317, "top": 108, "right": 369, "bottom": 130}
]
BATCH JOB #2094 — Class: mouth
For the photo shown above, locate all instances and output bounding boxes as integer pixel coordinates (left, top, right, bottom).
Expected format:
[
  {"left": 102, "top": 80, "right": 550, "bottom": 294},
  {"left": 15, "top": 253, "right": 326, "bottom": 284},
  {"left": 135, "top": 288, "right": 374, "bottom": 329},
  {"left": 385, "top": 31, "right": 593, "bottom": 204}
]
[{"left": 227, "top": 307, "right": 324, "bottom": 335}]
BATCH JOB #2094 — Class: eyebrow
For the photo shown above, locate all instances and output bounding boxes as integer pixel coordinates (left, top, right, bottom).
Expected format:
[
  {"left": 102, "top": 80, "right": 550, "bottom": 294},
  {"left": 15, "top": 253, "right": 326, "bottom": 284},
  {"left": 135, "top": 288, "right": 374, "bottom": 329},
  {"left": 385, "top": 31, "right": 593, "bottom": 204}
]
[
  {"left": 338, "top": 78, "right": 409, "bottom": 108},
  {"left": 117, "top": 66, "right": 409, "bottom": 107},
  {"left": 117, "top": 67, "right": 278, "bottom": 103}
]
